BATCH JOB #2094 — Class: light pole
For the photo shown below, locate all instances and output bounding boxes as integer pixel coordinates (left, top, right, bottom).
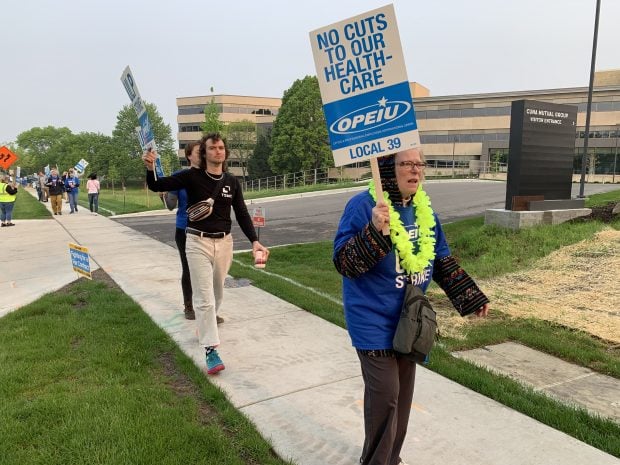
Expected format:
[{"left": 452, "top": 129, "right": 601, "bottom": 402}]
[
  {"left": 614, "top": 125, "right": 619, "bottom": 184},
  {"left": 578, "top": 0, "right": 601, "bottom": 198}
]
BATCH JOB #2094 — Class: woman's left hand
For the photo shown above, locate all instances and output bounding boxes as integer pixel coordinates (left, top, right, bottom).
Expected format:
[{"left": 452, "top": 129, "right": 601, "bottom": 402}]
[{"left": 474, "top": 303, "right": 489, "bottom": 317}]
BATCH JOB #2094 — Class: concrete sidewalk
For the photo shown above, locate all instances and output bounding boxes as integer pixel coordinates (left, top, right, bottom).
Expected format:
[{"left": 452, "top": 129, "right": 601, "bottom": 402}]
[{"left": 2, "top": 201, "right": 617, "bottom": 465}]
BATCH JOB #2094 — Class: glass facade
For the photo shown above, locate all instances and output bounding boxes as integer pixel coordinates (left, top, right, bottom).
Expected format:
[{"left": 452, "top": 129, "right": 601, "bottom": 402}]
[
  {"left": 416, "top": 100, "right": 620, "bottom": 120},
  {"left": 179, "top": 124, "right": 202, "bottom": 132},
  {"left": 573, "top": 147, "right": 620, "bottom": 175},
  {"left": 178, "top": 104, "right": 278, "bottom": 116},
  {"left": 420, "top": 132, "right": 510, "bottom": 144}
]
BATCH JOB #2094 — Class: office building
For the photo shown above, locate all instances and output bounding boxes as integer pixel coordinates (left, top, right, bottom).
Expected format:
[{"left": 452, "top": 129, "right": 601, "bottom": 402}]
[
  {"left": 177, "top": 94, "right": 281, "bottom": 176},
  {"left": 177, "top": 70, "right": 620, "bottom": 181}
]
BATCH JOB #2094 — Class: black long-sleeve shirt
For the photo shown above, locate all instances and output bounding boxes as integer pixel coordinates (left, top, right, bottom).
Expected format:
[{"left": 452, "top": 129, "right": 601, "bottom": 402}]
[{"left": 146, "top": 168, "right": 258, "bottom": 243}]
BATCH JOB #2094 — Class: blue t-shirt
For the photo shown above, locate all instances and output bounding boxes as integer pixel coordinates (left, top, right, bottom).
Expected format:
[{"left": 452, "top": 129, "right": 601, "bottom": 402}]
[
  {"left": 333, "top": 191, "right": 450, "bottom": 350},
  {"left": 64, "top": 176, "right": 80, "bottom": 193},
  {"left": 171, "top": 169, "right": 188, "bottom": 229}
]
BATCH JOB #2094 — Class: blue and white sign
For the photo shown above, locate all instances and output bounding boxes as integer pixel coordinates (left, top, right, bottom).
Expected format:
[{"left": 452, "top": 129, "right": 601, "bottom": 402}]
[
  {"left": 135, "top": 126, "right": 147, "bottom": 151},
  {"left": 74, "top": 158, "right": 89, "bottom": 174},
  {"left": 69, "top": 243, "right": 92, "bottom": 280},
  {"left": 309, "top": 4, "right": 420, "bottom": 166},
  {"left": 120, "top": 66, "right": 164, "bottom": 178}
]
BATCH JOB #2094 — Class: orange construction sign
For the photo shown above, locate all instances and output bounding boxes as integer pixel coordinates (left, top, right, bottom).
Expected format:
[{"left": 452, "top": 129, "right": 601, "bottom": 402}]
[{"left": 0, "top": 146, "right": 18, "bottom": 170}]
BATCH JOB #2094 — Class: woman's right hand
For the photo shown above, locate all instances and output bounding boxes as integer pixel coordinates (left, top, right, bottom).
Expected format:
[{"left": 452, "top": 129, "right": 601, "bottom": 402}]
[
  {"left": 142, "top": 150, "right": 157, "bottom": 171},
  {"left": 371, "top": 201, "right": 390, "bottom": 232}
]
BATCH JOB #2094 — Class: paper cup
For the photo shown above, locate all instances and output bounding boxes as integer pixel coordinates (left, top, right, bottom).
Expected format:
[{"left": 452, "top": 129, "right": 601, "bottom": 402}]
[{"left": 254, "top": 250, "right": 266, "bottom": 269}]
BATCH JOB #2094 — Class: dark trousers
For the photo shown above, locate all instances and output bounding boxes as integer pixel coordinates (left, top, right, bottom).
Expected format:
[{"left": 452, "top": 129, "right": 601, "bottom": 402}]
[
  {"left": 357, "top": 352, "right": 417, "bottom": 465},
  {"left": 175, "top": 228, "right": 193, "bottom": 309},
  {"left": 88, "top": 193, "right": 99, "bottom": 212}
]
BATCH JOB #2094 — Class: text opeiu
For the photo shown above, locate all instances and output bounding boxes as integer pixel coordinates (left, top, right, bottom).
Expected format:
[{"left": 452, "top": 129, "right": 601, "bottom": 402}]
[{"left": 330, "top": 98, "right": 411, "bottom": 135}]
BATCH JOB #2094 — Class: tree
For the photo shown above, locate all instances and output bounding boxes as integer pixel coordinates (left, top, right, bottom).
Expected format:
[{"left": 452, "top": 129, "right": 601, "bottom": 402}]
[
  {"left": 269, "top": 76, "right": 331, "bottom": 174},
  {"left": 107, "top": 164, "right": 120, "bottom": 193},
  {"left": 247, "top": 130, "right": 274, "bottom": 180},
  {"left": 16, "top": 126, "right": 74, "bottom": 172},
  {"left": 112, "top": 102, "right": 178, "bottom": 186},
  {"left": 226, "top": 120, "right": 256, "bottom": 179},
  {"left": 71, "top": 132, "right": 116, "bottom": 178},
  {"left": 202, "top": 100, "right": 227, "bottom": 135},
  {"left": 14, "top": 127, "right": 119, "bottom": 178},
  {"left": 8, "top": 142, "right": 37, "bottom": 176}
]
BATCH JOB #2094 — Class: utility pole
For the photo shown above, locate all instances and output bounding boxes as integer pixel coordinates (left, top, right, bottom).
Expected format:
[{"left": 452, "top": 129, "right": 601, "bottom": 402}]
[
  {"left": 613, "top": 125, "right": 619, "bottom": 184},
  {"left": 578, "top": 0, "right": 601, "bottom": 198}
]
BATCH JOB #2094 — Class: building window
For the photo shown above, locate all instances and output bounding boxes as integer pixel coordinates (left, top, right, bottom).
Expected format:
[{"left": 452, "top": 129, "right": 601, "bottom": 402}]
[
  {"left": 178, "top": 125, "right": 202, "bottom": 132},
  {"left": 594, "top": 102, "right": 614, "bottom": 112},
  {"left": 178, "top": 106, "right": 205, "bottom": 115}
]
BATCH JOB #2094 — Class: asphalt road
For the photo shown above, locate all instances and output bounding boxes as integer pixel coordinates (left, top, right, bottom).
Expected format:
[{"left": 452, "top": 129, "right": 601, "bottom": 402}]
[{"left": 113, "top": 181, "right": 618, "bottom": 251}]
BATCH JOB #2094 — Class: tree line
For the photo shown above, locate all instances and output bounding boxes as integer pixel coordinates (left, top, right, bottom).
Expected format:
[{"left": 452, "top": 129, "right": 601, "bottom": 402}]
[{"left": 9, "top": 76, "right": 332, "bottom": 183}]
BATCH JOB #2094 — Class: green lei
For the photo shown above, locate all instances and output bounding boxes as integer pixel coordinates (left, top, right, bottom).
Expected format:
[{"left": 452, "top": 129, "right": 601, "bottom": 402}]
[{"left": 368, "top": 181, "right": 436, "bottom": 274}]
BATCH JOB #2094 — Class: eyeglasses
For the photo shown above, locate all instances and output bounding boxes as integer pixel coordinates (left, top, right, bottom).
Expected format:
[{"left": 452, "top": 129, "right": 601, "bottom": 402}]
[{"left": 397, "top": 161, "right": 427, "bottom": 169}]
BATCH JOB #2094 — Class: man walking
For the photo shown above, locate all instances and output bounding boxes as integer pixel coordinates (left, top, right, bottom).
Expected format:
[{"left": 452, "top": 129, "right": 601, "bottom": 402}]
[
  {"left": 142, "top": 133, "right": 269, "bottom": 374},
  {"left": 46, "top": 169, "right": 65, "bottom": 215}
]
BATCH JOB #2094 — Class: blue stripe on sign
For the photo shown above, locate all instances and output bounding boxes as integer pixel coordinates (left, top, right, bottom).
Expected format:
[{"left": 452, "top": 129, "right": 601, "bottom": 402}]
[{"left": 323, "top": 81, "right": 418, "bottom": 149}]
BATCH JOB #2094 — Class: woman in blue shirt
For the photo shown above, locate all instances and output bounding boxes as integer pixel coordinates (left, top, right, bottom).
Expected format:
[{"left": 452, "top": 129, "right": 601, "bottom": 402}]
[
  {"left": 64, "top": 169, "right": 80, "bottom": 214},
  {"left": 333, "top": 148, "right": 489, "bottom": 465}
]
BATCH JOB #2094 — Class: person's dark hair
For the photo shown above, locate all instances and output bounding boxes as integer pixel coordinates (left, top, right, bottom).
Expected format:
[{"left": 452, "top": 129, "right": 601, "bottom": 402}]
[
  {"left": 184, "top": 140, "right": 201, "bottom": 162},
  {"left": 89, "top": 173, "right": 97, "bottom": 180},
  {"left": 199, "top": 133, "right": 229, "bottom": 171}
]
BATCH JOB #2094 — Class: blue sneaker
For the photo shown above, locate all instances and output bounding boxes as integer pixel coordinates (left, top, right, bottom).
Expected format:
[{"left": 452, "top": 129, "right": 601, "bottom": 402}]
[{"left": 206, "top": 349, "right": 225, "bottom": 374}]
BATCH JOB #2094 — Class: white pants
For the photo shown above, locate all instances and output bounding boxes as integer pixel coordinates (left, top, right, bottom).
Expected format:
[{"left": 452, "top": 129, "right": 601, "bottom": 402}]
[{"left": 186, "top": 233, "right": 233, "bottom": 347}]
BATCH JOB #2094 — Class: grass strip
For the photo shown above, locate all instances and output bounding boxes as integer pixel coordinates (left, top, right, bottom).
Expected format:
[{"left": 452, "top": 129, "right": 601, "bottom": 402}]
[
  {"left": 0, "top": 271, "right": 293, "bottom": 465},
  {"left": 11, "top": 188, "right": 51, "bottom": 220},
  {"left": 77, "top": 181, "right": 363, "bottom": 217}
]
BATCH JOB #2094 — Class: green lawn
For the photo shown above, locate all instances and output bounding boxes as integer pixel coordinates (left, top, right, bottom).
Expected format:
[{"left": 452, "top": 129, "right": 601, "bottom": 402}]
[
  {"left": 78, "top": 185, "right": 167, "bottom": 216},
  {"left": 76, "top": 181, "right": 363, "bottom": 216},
  {"left": 0, "top": 272, "right": 293, "bottom": 465},
  {"left": 11, "top": 188, "right": 51, "bottom": 220}
]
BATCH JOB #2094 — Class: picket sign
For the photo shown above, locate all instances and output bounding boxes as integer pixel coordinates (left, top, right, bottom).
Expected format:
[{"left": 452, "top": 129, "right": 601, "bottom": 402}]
[
  {"left": 120, "top": 66, "right": 164, "bottom": 178},
  {"left": 309, "top": 4, "right": 422, "bottom": 234}
]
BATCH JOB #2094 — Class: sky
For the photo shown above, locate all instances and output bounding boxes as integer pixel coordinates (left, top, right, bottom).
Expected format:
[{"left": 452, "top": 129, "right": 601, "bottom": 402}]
[{"left": 2, "top": 0, "right": 619, "bottom": 145}]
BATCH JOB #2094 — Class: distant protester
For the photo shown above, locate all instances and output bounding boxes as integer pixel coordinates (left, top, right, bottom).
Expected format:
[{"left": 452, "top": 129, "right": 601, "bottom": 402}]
[
  {"left": 86, "top": 173, "right": 100, "bottom": 214},
  {"left": 64, "top": 169, "right": 80, "bottom": 213},
  {"left": 62, "top": 171, "right": 69, "bottom": 202},
  {"left": 0, "top": 174, "right": 18, "bottom": 227},
  {"left": 46, "top": 168, "right": 65, "bottom": 215},
  {"left": 37, "top": 171, "right": 48, "bottom": 202}
]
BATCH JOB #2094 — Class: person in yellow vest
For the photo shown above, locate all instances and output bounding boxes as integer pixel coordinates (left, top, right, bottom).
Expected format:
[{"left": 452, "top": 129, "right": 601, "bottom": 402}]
[{"left": 0, "top": 175, "right": 18, "bottom": 227}]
